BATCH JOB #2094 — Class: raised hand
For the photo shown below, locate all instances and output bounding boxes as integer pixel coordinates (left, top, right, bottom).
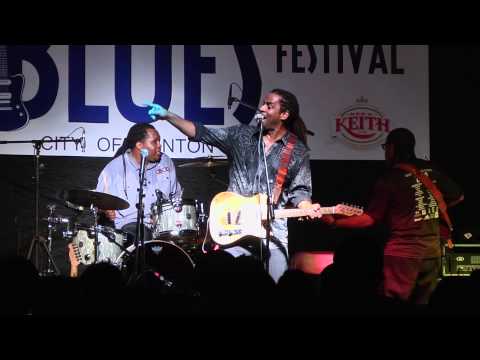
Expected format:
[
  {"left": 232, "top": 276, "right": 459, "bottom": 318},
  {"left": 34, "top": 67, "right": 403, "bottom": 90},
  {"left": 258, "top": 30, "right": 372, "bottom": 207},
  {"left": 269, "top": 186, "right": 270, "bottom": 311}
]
[{"left": 144, "top": 102, "right": 168, "bottom": 120}]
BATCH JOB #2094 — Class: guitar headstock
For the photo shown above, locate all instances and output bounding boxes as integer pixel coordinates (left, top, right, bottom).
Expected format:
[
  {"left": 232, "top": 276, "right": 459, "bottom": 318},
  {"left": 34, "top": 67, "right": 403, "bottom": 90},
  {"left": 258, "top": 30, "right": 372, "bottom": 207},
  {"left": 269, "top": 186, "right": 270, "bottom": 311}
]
[
  {"left": 68, "top": 242, "right": 80, "bottom": 268},
  {"left": 334, "top": 203, "right": 364, "bottom": 216}
]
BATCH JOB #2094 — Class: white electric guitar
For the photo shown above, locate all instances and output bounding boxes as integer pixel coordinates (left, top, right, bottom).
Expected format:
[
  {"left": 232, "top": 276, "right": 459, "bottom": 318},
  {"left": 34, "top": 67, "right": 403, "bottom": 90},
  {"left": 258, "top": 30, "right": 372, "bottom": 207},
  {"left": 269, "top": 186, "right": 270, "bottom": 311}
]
[{"left": 209, "top": 192, "right": 363, "bottom": 246}]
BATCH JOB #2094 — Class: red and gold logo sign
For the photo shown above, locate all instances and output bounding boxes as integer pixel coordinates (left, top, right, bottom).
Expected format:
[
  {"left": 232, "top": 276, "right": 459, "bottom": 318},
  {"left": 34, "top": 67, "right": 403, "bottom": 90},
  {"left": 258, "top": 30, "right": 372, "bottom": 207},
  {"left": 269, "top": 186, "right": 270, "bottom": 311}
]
[{"left": 333, "top": 97, "right": 391, "bottom": 146}]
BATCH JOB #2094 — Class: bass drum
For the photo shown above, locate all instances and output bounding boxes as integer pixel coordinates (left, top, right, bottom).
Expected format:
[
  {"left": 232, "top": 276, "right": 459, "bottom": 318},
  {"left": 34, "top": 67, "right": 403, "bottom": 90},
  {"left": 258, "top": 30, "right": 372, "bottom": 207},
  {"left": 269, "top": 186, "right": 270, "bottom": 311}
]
[{"left": 115, "top": 240, "right": 195, "bottom": 289}]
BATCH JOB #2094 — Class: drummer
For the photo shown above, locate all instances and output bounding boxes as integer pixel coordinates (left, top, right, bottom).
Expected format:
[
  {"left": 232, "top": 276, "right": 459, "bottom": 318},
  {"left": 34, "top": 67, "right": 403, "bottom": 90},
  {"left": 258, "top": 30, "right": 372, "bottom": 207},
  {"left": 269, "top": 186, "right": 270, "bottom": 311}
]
[{"left": 96, "top": 123, "right": 183, "bottom": 242}]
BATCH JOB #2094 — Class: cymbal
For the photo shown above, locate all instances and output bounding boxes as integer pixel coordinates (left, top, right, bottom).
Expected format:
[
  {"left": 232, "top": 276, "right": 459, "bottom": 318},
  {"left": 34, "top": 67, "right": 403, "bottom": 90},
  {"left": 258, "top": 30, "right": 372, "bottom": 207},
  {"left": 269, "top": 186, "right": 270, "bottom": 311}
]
[
  {"left": 61, "top": 189, "right": 129, "bottom": 210},
  {"left": 178, "top": 157, "right": 229, "bottom": 168}
]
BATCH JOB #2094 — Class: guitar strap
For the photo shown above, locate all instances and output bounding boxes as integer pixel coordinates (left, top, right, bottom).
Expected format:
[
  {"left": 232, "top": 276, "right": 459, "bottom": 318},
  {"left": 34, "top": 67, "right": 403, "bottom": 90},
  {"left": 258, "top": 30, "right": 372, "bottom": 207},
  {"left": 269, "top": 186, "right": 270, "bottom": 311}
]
[
  {"left": 395, "top": 163, "right": 454, "bottom": 248},
  {"left": 272, "top": 133, "right": 297, "bottom": 205}
]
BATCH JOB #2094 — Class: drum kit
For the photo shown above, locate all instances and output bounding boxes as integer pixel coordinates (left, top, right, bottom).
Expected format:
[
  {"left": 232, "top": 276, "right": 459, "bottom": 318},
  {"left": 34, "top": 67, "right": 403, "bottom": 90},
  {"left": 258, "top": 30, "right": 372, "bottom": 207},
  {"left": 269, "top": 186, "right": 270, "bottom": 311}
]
[{"left": 41, "top": 156, "right": 227, "bottom": 285}]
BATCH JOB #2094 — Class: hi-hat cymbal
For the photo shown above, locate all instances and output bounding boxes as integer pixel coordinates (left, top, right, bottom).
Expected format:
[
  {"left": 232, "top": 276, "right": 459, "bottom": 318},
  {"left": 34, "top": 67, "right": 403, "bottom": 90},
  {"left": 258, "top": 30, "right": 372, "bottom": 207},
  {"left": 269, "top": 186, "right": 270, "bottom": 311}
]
[
  {"left": 178, "top": 156, "right": 229, "bottom": 168},
  {"left": 61, "top": 189, "right": 129, "bottom": 210}
]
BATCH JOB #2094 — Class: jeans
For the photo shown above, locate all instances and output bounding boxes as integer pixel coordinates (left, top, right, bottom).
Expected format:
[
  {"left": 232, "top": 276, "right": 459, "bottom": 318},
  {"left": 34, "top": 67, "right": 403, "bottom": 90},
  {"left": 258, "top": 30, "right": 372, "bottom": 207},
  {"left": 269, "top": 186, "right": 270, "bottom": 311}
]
[
  {"left": 382, "top": 255, "right": 441, "bottom": 304},
  {"left": 224, "top": 240, "right": 289, "bottom": 283}
]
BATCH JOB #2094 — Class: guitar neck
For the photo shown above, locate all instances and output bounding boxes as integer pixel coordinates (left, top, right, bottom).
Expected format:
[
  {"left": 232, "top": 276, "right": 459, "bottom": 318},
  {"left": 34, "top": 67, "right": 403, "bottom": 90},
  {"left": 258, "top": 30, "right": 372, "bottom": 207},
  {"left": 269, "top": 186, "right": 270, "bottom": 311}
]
[{"left": 274, "top": 207, "right": 337, "bottom": 219}]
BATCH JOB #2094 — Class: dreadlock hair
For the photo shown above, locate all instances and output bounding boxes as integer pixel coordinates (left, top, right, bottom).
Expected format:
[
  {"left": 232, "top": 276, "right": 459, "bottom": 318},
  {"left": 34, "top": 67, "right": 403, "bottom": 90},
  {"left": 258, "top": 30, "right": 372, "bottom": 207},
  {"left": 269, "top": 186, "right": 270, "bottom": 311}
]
[
  {"left": 271, "top": 88, "right": 308, "bottom": 146},
  {"left": 113, "top": 123, "right": 156, "bottom": 158},
  {"left": 386, "top": 127, "right": 416, "bottom": 164}
]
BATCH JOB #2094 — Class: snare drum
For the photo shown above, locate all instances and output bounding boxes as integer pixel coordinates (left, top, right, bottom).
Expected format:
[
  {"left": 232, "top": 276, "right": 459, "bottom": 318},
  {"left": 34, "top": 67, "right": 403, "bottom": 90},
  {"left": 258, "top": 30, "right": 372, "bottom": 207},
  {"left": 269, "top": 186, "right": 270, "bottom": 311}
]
[
  {"left": 151, "top": 200, "right": 198, "bottom": 243},
  {"left": 71, "top": 225, "right": 127, "bottom": 266}
]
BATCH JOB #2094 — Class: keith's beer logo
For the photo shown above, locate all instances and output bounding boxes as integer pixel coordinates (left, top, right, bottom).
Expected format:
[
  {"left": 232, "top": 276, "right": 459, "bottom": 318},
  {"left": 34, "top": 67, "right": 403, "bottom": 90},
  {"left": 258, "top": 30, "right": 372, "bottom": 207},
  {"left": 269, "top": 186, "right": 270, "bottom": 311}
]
[{"left": 333, "top": 97, "right": 391, "bottom": 146}]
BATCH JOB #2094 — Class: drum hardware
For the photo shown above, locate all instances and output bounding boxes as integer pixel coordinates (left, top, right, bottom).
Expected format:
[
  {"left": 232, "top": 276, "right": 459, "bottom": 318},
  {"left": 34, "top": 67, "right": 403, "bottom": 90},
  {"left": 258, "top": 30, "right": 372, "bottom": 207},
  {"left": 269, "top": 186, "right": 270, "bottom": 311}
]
[
  {"left": 60, "top": 189, "right": 129, "bottom": 211},
  {"left": 57, "top": 189, "right": 209, "bottom": 280},
  {"left": 61, "top": 189, "right": 129, "bottom": 264},
  {"left": 195, "top": 199, "right": 206, "bottom": 223},
  {"left": 69, "top": 224, "right": 128, "bottom": 266},
  {"left": 115, "top": 240, "right": 195, "bottom": 290},
  {"left": 92, "top": 206, "right": 100, "bottom": 263},
  {"left": 41, "top": 204, "right": 64, "bottom": 276},
  {"left": 177, "top": 156, "right": 228, "bottom": 168},
  {"left": 43, "top": 216, "right": 69, "bottom": 225},
  {"left": 1, "top": 133, "right": 82, "bottom": 274},
  {"left": 178, "top": 156, "right": 228, "bottom": 187},
  {"left": 100, "top": 226, "right": 130, "bottom": 252},
  {"left": 195, "top": 199, "right": 208, "bottom": 240},
  {"left": 65, "top": 200, "right": 85, "bottom": 212},
  {"left": 151, "top": 197, "right": 199, "bottom": 245}
]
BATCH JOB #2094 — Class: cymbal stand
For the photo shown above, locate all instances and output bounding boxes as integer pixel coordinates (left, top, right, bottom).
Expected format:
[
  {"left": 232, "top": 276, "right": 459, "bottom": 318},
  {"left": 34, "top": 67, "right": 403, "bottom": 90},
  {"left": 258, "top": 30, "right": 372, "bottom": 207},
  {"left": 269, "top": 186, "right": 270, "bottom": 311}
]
[
  {"left": 43, "top": 204, "right": 64, "bottom": 276},
  {"left": 195, "top": 199, "right": 207, "bottom": 239},
  {"left": 26, "top": 140, "right": 65, "bottom": 276},
  {"left": 90, "top": 205, "right": 100, "bottom": 263},
  {"left": 0, "top": 137, "right": 79, "bottom": 275}
]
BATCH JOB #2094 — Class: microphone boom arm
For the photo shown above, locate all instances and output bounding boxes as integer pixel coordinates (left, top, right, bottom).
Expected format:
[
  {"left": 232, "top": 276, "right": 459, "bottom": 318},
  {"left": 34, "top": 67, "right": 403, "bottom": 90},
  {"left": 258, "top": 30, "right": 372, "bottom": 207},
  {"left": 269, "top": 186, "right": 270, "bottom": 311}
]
[
  {"left": 229, "top": 97, "right": 315, "bottom": 136},
  {"left": 229, "top": 97, "right": 262, "bottom": 113}
]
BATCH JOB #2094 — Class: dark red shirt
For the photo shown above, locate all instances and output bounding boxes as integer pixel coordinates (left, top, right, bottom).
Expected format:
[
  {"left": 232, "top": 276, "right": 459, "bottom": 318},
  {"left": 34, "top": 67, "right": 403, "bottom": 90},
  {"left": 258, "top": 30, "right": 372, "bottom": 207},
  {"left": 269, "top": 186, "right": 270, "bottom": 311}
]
[{"left": 367, "top": 159, "right": 462, "bottom": 258}]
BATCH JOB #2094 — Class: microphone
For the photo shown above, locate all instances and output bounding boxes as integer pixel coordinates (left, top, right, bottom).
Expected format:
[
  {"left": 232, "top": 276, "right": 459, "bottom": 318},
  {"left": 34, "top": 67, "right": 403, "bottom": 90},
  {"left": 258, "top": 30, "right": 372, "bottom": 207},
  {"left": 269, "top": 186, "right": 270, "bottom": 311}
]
[
  {"left": 254, "top": 113, "right": 265, "bottom": 124},
  {"left": 227, "top": 84, "right": 234, "bottom": 110},
  {"left": 139, "top": 148, "right": 149, "bottom": 179},
  {"left": 140, "top": 148, "right": 149, "bottom": 158},
  {"left": 81, "top": 129, "right": 86, "bottom": 152},
  {"left": 73, "top": 128, "right": 86, "bottom": 152}
]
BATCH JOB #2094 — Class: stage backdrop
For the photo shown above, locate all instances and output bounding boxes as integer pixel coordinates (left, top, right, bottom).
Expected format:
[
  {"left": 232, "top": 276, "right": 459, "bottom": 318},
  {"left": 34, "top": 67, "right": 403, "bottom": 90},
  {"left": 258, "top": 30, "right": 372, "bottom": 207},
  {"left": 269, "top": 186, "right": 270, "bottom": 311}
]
[{"left": 0, "top": 45, "right": 429, "bottom": 160}]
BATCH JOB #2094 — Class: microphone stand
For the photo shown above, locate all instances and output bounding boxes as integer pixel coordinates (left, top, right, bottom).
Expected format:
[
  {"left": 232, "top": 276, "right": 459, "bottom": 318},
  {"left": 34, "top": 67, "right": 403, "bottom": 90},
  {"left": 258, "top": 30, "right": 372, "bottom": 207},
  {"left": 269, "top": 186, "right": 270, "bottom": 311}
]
[
  {"left": 228, "top": 92, "right": 316, "bottom": 276},
  {"left": 0, "top": 137, "right": 80, "bottom": 275},
  {"left": 132, "top": 154, "right": 148, "bottom": 282},
  {"left": 229, "top": 96, "right": 274, "bottom": 271},
  {"left": 229, "top": 96, "right": 261, "bottom": 114},
  {"left": 257, "top": 119, "right": 275, "bottom": 273}
]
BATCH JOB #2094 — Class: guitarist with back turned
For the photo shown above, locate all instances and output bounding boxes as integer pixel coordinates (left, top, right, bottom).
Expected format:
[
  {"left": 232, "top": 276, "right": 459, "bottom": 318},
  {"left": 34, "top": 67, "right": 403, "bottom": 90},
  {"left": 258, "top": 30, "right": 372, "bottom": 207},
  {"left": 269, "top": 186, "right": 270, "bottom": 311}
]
[
  {"left": 147, "top": 89, "right": 328, "bottom": 283},
  {"left": 326, "top": 128, "right": 464, "bottom": 305}
]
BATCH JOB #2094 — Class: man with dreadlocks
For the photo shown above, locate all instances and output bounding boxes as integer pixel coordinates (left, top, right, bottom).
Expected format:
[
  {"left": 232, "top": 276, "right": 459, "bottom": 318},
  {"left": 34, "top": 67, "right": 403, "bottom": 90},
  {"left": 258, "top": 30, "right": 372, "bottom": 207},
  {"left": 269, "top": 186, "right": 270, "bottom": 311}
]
[
  {"left": 96, "top": 123, "right": 183, "bottom": 241},
  {"left": 147, "top": 89, "right": 322, "bottom": 283}
]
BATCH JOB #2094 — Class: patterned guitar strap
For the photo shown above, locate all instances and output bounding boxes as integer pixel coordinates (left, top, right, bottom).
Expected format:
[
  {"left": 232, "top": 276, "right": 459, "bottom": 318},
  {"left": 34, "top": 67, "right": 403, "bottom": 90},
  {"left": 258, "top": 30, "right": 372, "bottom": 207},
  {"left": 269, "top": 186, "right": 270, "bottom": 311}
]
[
  {"left": 395, "top": 163, "right": 454, "bottom": 249},
  {"left": 272, "top": 134, "right": 297, "bottom": 205}
]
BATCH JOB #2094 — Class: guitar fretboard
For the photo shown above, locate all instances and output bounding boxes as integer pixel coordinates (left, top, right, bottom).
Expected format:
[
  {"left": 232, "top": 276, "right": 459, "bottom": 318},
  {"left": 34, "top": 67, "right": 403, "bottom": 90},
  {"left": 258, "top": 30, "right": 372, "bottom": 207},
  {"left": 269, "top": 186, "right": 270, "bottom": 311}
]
[{"left": 274, "top": 206, "right": 337, "bottom": 219}]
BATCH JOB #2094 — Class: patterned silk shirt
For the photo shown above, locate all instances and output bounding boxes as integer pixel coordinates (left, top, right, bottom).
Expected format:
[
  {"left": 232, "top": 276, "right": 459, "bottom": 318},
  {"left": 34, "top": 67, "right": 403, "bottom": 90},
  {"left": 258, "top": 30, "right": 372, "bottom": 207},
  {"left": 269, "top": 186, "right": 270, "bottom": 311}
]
[{"left": 192, "top": 123, "right": 313, "bottom": 249}]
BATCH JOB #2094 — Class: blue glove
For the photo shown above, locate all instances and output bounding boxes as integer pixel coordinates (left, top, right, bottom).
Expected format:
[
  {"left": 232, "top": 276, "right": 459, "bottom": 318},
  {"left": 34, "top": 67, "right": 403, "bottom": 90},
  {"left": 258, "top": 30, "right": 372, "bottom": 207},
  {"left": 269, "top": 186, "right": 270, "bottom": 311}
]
[{"left": 145, "top": 102, "right": 168, "bottom": 120}]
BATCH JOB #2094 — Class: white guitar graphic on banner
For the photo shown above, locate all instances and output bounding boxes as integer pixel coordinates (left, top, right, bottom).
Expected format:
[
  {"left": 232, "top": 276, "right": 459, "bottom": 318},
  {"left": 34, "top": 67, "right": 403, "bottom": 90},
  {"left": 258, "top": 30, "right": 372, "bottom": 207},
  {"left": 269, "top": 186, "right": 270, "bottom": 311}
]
[{"left": 0, "top": 45, "right": 29, "bottom": 131}]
